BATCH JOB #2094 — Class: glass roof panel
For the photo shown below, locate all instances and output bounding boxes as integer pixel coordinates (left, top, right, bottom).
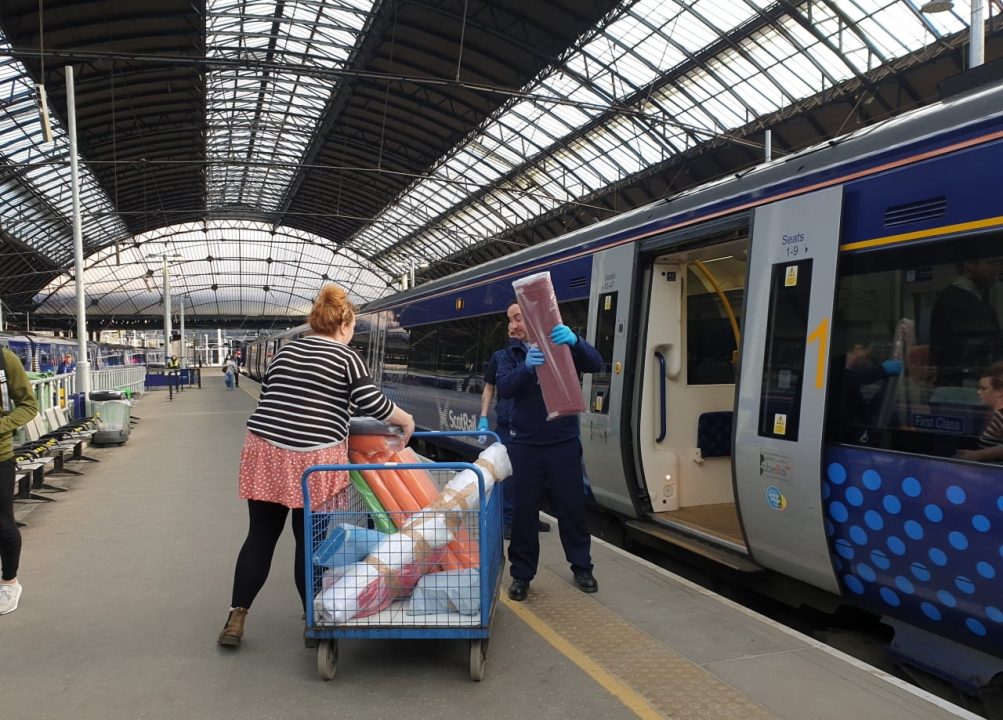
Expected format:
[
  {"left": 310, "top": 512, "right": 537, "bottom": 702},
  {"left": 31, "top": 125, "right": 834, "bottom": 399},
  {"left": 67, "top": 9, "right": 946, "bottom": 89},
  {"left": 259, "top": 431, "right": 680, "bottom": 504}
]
[
  {"left": 205, "top": 0, "right": 376, "bottom": 213},
  {"left": 0, "top": 49, "right": 130, "bottom": 267},
  {"left": 33, "top": 220, "right": 391, "bottom": 316},
  {"left": 349, "top": 0, "right": 976, "bottom": 267}
]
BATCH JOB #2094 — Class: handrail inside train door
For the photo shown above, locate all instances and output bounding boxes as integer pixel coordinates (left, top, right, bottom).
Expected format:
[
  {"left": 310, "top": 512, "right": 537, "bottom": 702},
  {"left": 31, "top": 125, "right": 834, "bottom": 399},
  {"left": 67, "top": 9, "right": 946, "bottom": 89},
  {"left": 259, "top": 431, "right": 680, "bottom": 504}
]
[{"left": 655, "top": 350, "right": 666, "bottom": 442}]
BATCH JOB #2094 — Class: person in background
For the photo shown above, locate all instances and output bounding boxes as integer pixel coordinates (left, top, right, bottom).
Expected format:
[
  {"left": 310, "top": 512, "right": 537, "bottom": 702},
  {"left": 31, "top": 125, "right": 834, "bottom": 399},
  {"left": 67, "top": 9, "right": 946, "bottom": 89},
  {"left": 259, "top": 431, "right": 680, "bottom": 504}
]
[
  {"left": 166, "top": 355, "right": 181, "bottom": 370},
  {"left": 957, "top": 362, "right": 1003, "bottom": 463},
  {"left": 479, "top": 323, "right": 550, "bottom": 540},
  {"left": 56, "top": 353, "right": 75, "bottom": 375},
  {"left": 0, "top": 346, "right": 40, "bottom": 614},
  {"left": 930, "top": 257, "right": 1002, "bottom": 388},
  {"left": 223, "top": 355, "right": 237, "bottom": 391},
  {"left": 496, "top": 302, "right": 602, "bottom": 601},
  {"left": 218, "top": 284, "right": 415, "bottom": 648}
]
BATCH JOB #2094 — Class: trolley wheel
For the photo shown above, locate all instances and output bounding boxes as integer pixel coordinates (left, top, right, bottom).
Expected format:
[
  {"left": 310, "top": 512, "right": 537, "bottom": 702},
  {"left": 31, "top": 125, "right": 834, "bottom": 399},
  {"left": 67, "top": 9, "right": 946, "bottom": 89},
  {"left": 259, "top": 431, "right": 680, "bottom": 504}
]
[
  {"left": 469, "top": 638, "right": 488, "bottom": 681},
  {"left": 317, "top": 639, "right": 338, "bottom": 681}
]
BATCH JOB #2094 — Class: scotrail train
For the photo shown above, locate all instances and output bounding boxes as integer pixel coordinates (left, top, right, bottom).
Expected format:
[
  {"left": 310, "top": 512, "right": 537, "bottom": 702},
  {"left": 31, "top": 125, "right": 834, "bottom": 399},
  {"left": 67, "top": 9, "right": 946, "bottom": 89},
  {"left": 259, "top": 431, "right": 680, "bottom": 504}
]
[
  {"left": 246, "top": 81, "right": 1003, "bottom": 700},
  {"left": 0, "top": 333, "right": 147, "bottom": 373}
]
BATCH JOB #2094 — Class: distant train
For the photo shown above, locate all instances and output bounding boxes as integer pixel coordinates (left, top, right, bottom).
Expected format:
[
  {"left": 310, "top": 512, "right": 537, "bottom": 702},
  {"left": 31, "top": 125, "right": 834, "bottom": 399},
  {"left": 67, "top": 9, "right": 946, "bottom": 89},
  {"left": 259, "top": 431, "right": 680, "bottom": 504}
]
[
  {"left": 0, "top": 333, "right": 148, "bottom": 373},
  {"left": 246, "top": 82, "right": 1003, "bottom": 699}
]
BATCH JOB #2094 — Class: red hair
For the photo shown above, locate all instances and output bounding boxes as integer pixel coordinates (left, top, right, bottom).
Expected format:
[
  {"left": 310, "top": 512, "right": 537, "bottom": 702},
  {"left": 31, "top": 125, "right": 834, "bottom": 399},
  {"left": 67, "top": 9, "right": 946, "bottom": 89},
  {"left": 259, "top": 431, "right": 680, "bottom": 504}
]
[{"left": 308, "top": 285, "right": 355, "bottom": 335}]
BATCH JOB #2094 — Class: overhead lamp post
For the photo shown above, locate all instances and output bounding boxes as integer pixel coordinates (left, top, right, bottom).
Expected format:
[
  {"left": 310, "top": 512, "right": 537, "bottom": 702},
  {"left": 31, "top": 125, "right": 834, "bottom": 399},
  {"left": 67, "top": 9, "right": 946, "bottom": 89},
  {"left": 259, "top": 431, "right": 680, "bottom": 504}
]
[
  {"left": 66, "top": 66, "right": 91, "bottom": 400},
  {"left": 146, "top": 252, "right": 183, "bottom": 363},
  {"left": 920, "top": 0, "right": 985, "bottom": 69}
]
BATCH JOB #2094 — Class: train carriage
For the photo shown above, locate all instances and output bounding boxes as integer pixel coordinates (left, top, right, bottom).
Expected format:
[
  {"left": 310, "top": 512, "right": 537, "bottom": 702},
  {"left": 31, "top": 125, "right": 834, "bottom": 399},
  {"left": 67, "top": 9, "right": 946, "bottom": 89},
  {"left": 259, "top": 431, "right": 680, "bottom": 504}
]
[{"left": 246, "top": 81, "right": 1003, "bottom": 696}]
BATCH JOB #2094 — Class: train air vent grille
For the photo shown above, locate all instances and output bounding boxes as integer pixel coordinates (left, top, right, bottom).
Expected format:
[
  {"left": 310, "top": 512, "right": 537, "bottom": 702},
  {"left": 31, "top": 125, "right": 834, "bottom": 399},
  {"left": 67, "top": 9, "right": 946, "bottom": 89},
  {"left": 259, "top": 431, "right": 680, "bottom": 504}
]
[
  {"left": 569, "top": 276, "right": 589, "bottom": 288},
  {"left": 884, "top": 198, "right": 946, "bottom": 227}
]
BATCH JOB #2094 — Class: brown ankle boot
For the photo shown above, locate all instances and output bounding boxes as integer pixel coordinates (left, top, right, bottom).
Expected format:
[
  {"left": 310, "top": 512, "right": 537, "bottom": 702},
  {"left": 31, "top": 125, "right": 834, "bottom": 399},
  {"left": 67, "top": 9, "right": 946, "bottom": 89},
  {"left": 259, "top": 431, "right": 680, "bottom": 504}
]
[{"left": 217, "top": 608, "right": 248, "bottom": 647}]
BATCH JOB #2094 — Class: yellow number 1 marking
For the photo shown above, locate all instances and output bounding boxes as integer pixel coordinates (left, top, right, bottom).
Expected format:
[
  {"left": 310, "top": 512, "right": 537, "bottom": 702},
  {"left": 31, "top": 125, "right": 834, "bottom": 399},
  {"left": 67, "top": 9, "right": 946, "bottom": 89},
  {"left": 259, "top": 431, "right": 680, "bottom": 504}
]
[{"left": 807, "top": 317, "right": 829, "bottom": 389}]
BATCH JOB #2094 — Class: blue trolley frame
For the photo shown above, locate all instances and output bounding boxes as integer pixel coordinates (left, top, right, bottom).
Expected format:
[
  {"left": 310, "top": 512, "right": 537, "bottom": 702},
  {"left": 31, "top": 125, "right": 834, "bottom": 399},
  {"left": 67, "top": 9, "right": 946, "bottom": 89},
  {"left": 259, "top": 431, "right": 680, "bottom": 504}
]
[{"left": 301, "top": 430, "right": 503, "bottom": 679}]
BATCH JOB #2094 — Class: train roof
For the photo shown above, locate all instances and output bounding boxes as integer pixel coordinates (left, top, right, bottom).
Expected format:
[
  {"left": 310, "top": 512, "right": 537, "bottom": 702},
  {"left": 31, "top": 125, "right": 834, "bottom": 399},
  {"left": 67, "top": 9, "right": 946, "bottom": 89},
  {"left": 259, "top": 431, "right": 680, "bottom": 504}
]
[{"left": 363, "top": 80, "right": 1003, "bottom": 314}]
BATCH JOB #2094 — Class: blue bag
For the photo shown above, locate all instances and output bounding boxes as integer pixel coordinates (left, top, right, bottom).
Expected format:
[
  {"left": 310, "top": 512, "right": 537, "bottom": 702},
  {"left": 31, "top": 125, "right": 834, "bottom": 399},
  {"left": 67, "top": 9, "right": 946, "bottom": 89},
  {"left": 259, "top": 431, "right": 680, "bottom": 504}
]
[{"left": 312, "top": 524, "right": 385, "bottom": 567}]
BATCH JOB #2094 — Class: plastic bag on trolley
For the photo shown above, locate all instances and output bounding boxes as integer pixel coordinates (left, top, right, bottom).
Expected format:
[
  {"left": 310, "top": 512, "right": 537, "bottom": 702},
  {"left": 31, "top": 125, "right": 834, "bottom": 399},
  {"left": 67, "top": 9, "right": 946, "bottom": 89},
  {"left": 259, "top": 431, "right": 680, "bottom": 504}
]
[
  {"left": 313, "top": 442, "right": 511, "bottom": 623},
  {"left": 512, "top": 271, "right": 586, "bottom": 419}
]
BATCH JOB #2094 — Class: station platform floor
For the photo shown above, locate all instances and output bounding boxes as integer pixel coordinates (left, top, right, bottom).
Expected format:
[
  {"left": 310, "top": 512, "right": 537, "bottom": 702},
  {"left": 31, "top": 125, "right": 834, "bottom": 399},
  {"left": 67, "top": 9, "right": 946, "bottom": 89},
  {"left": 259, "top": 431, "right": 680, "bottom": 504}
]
[{"left": 4, "top": 375, "right": 977, "bottom": 720}]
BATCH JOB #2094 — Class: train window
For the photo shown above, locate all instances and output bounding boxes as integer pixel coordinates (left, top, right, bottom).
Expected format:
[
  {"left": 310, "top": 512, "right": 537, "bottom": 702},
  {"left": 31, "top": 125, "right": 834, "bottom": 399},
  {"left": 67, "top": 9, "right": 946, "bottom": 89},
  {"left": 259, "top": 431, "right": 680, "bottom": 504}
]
[
  {"left": 408, "top": 325, "right": 438, "bottom": 379},
  {"left": 758, "top": 259, "right": 814, "bottom": 442},
  {"left": 827, "top": 233, "right": 1003, "bottom": 460},
  {"left": 590, "top": 293, "right": 617, "bottom": 414},
  {"left": 686, "top": 259, "right": 745, "bottom": 386}
]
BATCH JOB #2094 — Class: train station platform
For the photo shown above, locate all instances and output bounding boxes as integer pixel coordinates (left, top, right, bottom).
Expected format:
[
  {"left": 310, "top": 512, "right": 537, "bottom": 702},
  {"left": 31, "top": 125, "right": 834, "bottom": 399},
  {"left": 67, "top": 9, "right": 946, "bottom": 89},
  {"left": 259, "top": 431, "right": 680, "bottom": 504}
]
[{"left": 2, "top": 375, "right": 976, "bottom": 720}]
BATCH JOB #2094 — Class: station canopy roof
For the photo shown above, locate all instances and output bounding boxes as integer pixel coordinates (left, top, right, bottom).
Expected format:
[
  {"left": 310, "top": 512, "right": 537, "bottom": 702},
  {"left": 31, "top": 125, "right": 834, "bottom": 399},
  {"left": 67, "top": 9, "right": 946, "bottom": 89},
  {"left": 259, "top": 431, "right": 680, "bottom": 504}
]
[{"left": 0, "top": 0, "right": 997, "bottom": 327}]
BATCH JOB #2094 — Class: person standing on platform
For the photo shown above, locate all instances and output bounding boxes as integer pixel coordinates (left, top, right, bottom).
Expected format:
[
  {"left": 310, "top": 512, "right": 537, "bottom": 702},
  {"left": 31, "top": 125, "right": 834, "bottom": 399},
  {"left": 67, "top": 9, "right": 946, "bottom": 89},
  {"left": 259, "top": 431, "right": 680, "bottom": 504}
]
[
  {"left": 223, "top": 356, "right": 237, "bottom": 391},
  {"left": 167, "top": 355, "right": 181, "bottom": 370},
  {"left": 479, "top": 324, "right": 551, "bottom": 540},
  {"left": 218, "top": 285, "right": 415, "bottom": 648},
  {"left": 0, "top": 346, "right": 40, "bottom": 615},
  {"left": 56, "top": 353, "right": 75, "bottom": 375},
  {"left": 496, "top": 302, "right": 602, "bottom": 601}
]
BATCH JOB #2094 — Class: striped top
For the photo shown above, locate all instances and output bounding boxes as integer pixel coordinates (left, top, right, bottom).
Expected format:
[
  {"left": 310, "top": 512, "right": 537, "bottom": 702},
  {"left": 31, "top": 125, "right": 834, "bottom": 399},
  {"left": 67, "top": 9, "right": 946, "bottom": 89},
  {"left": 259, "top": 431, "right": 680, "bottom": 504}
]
[
  {"left": 978, "top": 408, "right": 1003, "bottom": 449},
  {"left": 246, "top": 335, "right": 395, "bottom": 449}
]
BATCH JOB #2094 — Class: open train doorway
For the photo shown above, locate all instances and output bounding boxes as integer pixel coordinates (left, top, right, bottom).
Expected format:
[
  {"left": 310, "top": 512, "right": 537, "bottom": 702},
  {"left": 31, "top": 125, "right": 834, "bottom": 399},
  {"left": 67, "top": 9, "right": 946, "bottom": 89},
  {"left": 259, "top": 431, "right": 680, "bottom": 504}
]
[{"left": 634, "top": 235, "right": 751, "bottom": 556}]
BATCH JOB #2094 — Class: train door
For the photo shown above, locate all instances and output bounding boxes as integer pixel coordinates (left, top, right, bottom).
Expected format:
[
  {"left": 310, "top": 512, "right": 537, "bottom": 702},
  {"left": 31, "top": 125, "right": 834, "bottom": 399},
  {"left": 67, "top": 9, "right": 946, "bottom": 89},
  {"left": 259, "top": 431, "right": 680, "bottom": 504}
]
[
  {"left": 581, "top": 244, "right": 638, "bottom": 517},
  {"left": 733, "top": 187, "right": 842, "bottom": 592},
  {"left": 634, "top": 232, "right": 750, "bottom": 553}
]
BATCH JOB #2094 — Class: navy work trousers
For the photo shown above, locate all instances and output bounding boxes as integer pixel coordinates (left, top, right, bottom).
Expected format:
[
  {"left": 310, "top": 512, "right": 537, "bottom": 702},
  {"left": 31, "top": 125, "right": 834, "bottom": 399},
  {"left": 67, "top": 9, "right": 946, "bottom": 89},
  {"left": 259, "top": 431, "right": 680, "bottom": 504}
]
[
  {"left": 507, "top": 438, "right": 591, "bottom": 581},
  {"left": 496, "top": 423, "right": 514, "bottom": 527}
]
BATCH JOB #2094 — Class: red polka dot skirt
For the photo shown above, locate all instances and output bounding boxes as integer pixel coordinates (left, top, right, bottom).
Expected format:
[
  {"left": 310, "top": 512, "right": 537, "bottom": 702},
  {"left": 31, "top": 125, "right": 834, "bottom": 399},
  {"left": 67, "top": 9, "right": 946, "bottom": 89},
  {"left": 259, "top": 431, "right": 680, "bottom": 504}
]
[{"left": 238, "top": 431, "right": 350, "bottom": 511}]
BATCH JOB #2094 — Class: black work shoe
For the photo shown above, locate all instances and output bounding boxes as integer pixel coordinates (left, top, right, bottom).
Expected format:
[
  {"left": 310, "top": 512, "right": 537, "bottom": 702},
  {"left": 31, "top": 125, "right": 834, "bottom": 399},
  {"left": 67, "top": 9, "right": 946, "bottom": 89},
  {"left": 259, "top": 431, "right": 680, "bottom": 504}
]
[
  {"left": 508, "top": 579, "right": 529, "bottom": 601},
  {"left": 537, "top": 520, "right": 551, "bottom": 532},
  {"left": 573, "top": 570, "right": 598, "bottom": 593}
]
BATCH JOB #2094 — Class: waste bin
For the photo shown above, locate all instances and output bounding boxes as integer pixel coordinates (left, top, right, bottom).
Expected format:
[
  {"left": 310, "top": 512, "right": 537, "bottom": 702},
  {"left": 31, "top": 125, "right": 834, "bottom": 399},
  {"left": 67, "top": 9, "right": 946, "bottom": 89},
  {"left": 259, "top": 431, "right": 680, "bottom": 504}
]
[{"left": 89, "top": 391, "right": 132, "bottom": 445}]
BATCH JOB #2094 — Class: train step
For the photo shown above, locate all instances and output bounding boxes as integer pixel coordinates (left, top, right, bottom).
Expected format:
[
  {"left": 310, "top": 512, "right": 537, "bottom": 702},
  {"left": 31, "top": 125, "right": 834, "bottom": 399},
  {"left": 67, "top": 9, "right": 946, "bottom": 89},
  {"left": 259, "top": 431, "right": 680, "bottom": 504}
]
[{"left": 624, "top": 519, "right": 762, "bottom": 573}]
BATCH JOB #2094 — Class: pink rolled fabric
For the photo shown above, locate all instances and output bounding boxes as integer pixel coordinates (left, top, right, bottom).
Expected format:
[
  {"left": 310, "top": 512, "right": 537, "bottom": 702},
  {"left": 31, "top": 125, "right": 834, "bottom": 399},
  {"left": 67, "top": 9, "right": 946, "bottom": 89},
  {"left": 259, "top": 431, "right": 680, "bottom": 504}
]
[{"left": 512, "top": 271, "right": 586, "bottom": 419}]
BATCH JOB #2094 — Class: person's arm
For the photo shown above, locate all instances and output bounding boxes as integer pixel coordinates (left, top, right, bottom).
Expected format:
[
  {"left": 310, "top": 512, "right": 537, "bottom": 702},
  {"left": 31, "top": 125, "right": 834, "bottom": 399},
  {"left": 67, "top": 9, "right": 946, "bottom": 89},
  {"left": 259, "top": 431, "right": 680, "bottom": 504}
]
[
  {"left": 496, "top": 348, "right": 537, "bottom": 399},
  {"left": 957, "top": 444, "right": 1003, "bottom": 462},
  {"left": 480, "top": 382, "right": 495, "bottom": 418},
  {"left": 0, "top": 350, "right": 39, "bottom": 434},
  {"left": 385, "top": 403, "right": 415, "bottom": 445},
  {"left": 551, "top": 324, "right": 603, "bottom": 374}
]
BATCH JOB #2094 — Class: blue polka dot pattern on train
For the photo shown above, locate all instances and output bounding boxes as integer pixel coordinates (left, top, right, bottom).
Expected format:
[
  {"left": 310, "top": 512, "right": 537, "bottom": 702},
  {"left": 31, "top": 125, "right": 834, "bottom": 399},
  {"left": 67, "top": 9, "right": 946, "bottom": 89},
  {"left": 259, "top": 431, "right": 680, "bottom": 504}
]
[
  {"left": 823, "top": 446, "right": 1002, "bottom": 658},
  {"left": 946, "top": 486, "right": 966, "bottom": 505},
  {"left": 883, "top": 495, "right": 902, "bottom": 514},
  {"left": 901, "top": 477, "right": 921, "bottom": 497},
  {"left": 862, "top": 469, "right": 882, "bottom": 491}
]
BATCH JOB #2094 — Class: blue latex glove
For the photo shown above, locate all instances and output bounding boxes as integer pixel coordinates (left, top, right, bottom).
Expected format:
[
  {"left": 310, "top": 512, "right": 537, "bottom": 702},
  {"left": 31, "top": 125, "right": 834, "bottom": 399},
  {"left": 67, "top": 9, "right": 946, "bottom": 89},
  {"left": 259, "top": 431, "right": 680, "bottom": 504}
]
[
  {"left": 525, "top": 346, "right": 546, "bottom": 369},
  {"left": 882, "top": 359, "right": 903, "bottom": 377},
  {"left": 551, "top": 324, "right": 577, "bottom": 346},
  {"left": 477, "top": 416, "right": 490, "bottom": 431}
]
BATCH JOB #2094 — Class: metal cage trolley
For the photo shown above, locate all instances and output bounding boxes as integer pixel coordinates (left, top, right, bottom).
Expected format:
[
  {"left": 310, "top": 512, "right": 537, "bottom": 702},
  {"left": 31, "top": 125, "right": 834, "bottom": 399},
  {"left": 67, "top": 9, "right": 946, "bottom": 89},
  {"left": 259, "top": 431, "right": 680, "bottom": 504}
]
[{"left": 301, "top": 430, "right": 503, "bottom": 680}]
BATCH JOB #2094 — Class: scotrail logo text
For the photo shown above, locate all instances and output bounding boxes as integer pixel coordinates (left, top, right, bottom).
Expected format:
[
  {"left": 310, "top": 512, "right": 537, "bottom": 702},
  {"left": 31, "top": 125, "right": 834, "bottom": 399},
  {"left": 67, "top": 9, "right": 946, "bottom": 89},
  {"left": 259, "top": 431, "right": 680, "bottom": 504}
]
[{"left": 435, "top": 398, "right": 478, "bottom": 431}]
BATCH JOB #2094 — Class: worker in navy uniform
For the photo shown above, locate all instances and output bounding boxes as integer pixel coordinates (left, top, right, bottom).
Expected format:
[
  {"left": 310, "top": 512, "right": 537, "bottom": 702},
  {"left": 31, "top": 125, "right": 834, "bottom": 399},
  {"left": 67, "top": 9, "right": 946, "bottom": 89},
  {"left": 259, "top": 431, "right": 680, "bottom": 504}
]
[
  {"left": 496, "top": 302, "right": 602, "bottom": 600},
  {"left": 479, "top": 332, "right": 551, "bottom": 540}
]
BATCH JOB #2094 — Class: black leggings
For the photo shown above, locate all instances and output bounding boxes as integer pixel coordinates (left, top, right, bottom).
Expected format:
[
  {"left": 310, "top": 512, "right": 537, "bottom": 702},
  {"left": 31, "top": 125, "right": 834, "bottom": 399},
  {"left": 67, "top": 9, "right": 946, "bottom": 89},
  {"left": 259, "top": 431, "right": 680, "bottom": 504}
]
[
  {"left": 230, "top": 499, "right": 304, "bottom": 609},
  {"left": 0, "top": 460, "right": 21, "bottom": 581}
]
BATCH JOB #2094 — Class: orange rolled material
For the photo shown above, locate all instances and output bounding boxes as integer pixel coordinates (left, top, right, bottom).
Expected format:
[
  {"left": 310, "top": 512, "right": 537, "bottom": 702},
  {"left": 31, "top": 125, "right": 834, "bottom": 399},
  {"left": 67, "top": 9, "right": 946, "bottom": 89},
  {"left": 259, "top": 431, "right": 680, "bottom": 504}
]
[
  {"left": 347, "top": 433, "right": 404, "bottom": 454},
  {"left": 442, "top": 528, "right": 479, "bottom": 569},
  {"left": 393, "top": 448, "right": 440, "bottom": 507},
  {"left": 348, "top": 449, "right": 423, "bottom": 515},
  {"left": 348, "top": 450, "right": 404, "bottom": 517}
]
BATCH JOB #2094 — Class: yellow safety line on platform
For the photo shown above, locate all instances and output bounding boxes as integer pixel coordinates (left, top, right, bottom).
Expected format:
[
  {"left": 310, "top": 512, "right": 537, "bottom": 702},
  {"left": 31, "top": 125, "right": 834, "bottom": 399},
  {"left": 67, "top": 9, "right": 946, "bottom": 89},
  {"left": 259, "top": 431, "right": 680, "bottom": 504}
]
[{"left": 500, "top": 594, "right": 665, "bottom": 720}]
